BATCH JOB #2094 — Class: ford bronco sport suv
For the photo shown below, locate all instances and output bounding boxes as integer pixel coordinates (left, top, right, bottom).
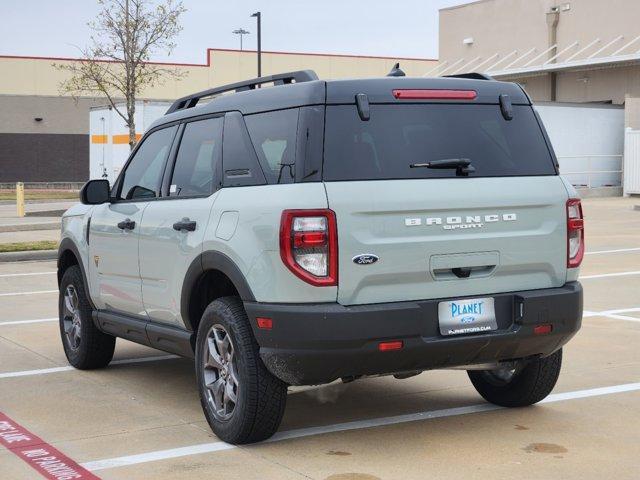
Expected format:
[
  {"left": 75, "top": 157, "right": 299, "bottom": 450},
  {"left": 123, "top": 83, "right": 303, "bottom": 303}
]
[{"left": 58, "top": 69, "right": 583, "bottom": 444}]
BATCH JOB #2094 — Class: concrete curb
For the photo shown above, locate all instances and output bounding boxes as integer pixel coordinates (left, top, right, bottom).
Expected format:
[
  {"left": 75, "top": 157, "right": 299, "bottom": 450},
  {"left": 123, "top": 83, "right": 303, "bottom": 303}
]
[
  {"left": 0, "top": 250, "right": 57, "bottom": 262},
  {"left": 0, "top": 223, "right": 60, "bottom": 233},
  {"left": 26, "top": 210, "right": 66, "bottom": 218}
]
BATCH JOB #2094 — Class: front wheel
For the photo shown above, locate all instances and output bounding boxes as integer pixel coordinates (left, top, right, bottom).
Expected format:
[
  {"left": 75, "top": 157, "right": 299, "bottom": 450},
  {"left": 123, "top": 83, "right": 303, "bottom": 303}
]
[
  {"left": 468, "top": 349, "right": 562, "bottom": 407},
  {"left": 195, "top": 297, "right": 287, "bottom": 444},
  {"left": 58, "top": 265, "right": 115, "bottom": 369}
]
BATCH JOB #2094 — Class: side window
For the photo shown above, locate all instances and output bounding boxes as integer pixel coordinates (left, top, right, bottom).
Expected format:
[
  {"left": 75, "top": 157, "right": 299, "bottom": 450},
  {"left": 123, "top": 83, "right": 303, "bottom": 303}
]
[
  {"left": 170, "top": 117, "right": 223, "bottom": 197},
  {"left": 118, "top": 126, "right": 177, "bottom": 200},
  {"left": 244, "top": 109, "right": 299, "bottom": 184},
  {"left": 222, "top": 111, "right": 266, "bottom": 187}
]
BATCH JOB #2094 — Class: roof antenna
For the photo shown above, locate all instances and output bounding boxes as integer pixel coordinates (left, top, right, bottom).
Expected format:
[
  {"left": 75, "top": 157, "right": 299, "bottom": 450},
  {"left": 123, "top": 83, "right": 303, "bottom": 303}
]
[{"left": 387, "top": 62, "right": 406, "bottom": 77}]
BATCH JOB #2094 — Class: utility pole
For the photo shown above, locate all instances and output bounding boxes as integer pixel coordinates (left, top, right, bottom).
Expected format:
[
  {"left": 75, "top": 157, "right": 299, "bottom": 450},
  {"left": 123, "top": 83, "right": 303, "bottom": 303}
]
[
  {"left": 251, "top": 11, "right": 261, "bottom": 77},
  {"left": 232, "top": 28, "right": 250, "bottom": 51}
]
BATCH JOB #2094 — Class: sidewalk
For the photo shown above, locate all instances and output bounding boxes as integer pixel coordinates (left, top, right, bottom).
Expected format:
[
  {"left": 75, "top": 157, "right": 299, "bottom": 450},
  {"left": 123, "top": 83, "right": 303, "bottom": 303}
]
[
  {"left": 0, "top": 201, "right": 75, "bottom": 216},
  {"left": 0, "top": 230, "right": 60, "bottom": 244},
  {"left": 0, "top": 200, "right": 72, "bottom": 232}
]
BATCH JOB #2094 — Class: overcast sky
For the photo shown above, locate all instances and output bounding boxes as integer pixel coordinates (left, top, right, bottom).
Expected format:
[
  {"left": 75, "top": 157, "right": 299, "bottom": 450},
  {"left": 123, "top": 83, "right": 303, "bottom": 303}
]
[{"left": 0, "top": 0, "right": 474, "bottom": 62}]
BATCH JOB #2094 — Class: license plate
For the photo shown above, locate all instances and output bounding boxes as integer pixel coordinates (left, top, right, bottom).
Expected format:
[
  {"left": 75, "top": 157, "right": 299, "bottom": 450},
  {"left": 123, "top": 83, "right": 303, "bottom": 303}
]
[{"left": 438, "top": 297, "right": 497, "bottom": 336}]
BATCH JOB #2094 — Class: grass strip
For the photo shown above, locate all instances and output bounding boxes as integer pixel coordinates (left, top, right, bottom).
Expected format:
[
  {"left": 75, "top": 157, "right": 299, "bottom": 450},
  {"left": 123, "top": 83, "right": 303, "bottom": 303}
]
[{"left": 0, "top": 241, "right": 59, "bottom": 253}]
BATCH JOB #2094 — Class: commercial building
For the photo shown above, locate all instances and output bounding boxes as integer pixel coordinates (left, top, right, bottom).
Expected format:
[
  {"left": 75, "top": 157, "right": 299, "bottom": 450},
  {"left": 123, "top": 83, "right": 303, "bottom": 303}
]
[
  {"left": 0, "top": 48, "right": 435, "bottom": 182},
  {"left": 436, "top": 0, "right": 640, "bottom": 194},
  {"left": 438, "top": 0, "right": 640, "bottom": 104}
]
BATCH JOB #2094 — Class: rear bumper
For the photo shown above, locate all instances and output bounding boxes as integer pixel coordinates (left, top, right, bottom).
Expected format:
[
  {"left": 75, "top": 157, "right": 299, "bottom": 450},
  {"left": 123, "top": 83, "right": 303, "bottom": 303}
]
[{"left": 244, "top": 282, "right": 582, "bottom": 385}]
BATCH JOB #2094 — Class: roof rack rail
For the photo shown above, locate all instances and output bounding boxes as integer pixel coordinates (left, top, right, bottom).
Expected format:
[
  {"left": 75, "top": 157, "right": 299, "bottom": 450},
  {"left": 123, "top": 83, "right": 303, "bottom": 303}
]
[
  {"left": 443, "top": 72, "right": 494, "bottom": 81},
  {"left": 165, "top": 70, "right": 319, "bottom": 114}
]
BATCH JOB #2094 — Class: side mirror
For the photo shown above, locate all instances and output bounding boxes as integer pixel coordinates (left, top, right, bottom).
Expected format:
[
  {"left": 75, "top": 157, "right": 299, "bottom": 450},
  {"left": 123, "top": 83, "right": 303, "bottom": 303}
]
[{"left": 80, "top": 179, "right": 110, "bottom": 205}]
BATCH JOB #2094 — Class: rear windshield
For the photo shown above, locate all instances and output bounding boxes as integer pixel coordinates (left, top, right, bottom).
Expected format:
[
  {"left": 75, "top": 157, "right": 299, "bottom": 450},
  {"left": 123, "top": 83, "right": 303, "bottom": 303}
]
[{"left": 323, "top": 104, "right": 556, "bottom": 181}]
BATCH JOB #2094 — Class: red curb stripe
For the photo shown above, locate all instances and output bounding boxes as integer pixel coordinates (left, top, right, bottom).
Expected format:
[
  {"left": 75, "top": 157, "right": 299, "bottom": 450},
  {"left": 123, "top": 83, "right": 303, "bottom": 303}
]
[{"left": 0, "top": 412, "right": 100, "bottom": 480}]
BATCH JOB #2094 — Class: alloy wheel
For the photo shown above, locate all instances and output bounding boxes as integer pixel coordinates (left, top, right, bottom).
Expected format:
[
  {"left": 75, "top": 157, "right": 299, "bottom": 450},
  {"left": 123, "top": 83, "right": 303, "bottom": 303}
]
[
  {"left": 203, "top": 324, "right": 239, "bottom": 421},
  {"left": 62, "top": 285, "right": 82, "bottom": 350}
]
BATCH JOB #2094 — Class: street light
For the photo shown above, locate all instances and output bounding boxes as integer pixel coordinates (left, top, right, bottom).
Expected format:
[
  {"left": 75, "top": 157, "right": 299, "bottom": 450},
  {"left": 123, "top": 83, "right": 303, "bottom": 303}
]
[
  {"left": 232, "top": 28, "right": 250, "bottom": 51},
  {"left": 250, "top": 11, "right": 261, "bottom": 77}
]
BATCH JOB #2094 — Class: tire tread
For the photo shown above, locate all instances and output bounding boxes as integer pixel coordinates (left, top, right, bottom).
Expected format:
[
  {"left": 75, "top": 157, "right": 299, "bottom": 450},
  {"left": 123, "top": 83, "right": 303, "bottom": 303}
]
[
  {"left": 59, "top": 265, "right": 115, "bottom": 369},
  {"left": 197, "top": 297, "right": 286, "bottom": 444},
  {"left": 468, "top": 349, "right": 562, "bottom": 407}
]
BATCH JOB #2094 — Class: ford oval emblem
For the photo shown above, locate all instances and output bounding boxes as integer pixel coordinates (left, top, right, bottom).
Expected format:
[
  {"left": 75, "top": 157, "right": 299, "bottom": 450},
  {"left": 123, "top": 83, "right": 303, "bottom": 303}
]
[{"left": 352, "top": 254, "right": 379, "bottom": 265}]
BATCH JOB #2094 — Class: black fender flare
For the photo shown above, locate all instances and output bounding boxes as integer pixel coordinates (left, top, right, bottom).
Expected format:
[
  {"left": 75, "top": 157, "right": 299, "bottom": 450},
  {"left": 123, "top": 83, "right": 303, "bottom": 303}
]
[
  {"left": 58, "top": 237, "right": 95, "bottom": 310},
  {"left": 181, "top": 251, "right": 256, "bottom": 331}
]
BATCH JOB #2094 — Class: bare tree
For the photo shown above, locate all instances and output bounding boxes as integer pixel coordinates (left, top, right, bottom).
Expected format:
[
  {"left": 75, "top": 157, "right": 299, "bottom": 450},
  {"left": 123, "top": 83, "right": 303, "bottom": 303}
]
[{"left": 57, "top": 0, "right": 186, "bottom": 149}]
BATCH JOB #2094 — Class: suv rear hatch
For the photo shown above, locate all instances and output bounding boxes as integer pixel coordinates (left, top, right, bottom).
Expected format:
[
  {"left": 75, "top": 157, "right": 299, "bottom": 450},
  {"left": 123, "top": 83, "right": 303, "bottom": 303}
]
[{"left": 323, "top": 81, "right": 570, "bottom": 306}]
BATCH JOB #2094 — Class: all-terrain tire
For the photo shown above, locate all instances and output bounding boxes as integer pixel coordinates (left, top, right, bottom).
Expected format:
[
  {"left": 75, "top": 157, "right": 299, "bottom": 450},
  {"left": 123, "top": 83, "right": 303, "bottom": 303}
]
[
  {"left": 468, "top": 349, "right": 562, "bottom": 407},
  {"left": 58, "top": 265, "right": 115, "bottom": 369},
  {"left": 195, "top": 296, "right": 287, "bottom": 444}
]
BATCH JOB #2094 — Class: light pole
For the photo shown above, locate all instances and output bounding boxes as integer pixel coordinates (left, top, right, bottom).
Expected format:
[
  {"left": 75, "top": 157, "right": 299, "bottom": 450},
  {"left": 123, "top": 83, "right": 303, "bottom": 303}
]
[
  {"left": 232, "top": 28, "right": 250, "bottom": 51},
  {"left": 250, "top": 11, "right": 261, "bottom": 77}
]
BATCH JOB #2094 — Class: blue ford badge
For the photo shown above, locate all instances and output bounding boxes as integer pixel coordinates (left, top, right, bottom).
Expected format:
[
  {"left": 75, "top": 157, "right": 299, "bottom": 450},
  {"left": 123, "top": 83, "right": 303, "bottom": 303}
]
[{"left": 352, "top": 254, "right": 379, "bottom": 265}]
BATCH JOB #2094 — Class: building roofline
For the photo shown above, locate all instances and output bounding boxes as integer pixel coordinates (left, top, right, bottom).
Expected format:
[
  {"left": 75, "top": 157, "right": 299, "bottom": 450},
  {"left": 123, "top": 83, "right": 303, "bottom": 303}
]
[
  {"left": 209, "top": 47, "right": 436, "bottom": 61},
  {"left": 439, "top": 0, "right": 494, "bottom": 13},
  {"left": 0, "top": 47, "right": 436, "bottom": 68}
]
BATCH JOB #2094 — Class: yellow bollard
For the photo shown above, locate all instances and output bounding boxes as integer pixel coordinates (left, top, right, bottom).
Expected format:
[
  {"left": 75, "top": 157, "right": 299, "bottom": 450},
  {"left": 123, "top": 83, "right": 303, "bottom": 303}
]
[{"left": 16, "top": 182, "right": 25, "bottom": 218}]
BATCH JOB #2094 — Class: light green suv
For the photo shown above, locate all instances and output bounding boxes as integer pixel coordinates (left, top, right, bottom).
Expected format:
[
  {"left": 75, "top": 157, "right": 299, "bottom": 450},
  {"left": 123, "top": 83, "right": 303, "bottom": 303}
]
[{"left": 58, "top": 70, "right": 584, "bottom": 444}]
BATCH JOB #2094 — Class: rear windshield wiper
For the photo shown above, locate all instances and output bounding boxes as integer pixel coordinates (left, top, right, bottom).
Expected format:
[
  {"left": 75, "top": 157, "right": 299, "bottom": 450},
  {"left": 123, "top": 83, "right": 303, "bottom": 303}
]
[{"left": 410, "top": 158, "right": 475, "bottom": 176}]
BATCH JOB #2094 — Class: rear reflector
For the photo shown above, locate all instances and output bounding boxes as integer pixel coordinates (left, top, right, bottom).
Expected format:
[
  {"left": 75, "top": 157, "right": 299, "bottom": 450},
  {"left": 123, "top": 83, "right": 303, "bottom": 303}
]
[
  {"left": 392, "top": 89, "right": 477, "bottom": 100},
  {"left": 256, "top": 317, "right": 273, "bottom": 330},
  {"left": 378, "top": 340, "right": 403, "bottom": 351},
  {"left": 534, "top": 324, "right": 553, "bottom": 335}
]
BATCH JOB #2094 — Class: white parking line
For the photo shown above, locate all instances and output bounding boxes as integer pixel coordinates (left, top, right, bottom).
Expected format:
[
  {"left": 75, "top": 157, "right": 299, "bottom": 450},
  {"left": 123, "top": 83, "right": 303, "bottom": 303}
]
[
  {"left": 0, "top": 290, "right": 58, "bottom": 297},
  {"left": 583, "top": 307, "right": 640, "bottom": 323},
  {"left": 0, "top": 271, "right": 56, "bottom": 278},
  {"left": 580, "top": 270, "right": 640, "bottom": 280},
  {"left": 0, "top": 355, "right": 180, "bottom": 379},
  {"left": 0, "top": 318, "right": 57, "bottom": 326},
  {"left": 81, "top": 381, "right": 640, "bottom": 472},
  {"left": 585, "top": 247, "right": 640, "bottom": 255}
]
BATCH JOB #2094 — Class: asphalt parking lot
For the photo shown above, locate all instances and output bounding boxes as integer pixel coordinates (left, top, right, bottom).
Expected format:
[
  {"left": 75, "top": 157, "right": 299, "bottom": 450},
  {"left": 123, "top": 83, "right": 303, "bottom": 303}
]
[{"left": 1, "top": 196, "right": 639, "bottom": 480}]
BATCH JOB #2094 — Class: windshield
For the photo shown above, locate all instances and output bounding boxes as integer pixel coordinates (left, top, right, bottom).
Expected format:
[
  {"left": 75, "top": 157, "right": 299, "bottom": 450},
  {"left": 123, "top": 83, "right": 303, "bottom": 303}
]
[{"left": 323, "top": 104, "right": 556, "bottom": 181}]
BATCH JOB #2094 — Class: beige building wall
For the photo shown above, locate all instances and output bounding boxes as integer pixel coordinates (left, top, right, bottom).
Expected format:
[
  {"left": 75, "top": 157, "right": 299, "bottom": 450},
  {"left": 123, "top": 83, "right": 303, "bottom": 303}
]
[
  {"left": 0, "top": 48, "right": 436, "bottom": 100},
  {"left": 440, "top": 0, "right": 640, "bottom": 71},
  {"left": 440, "top": 0, "right": 554, "bottom": 67},
  {"left": 439, "top": 0, "right": 640, "bottom": 105},
  {"left": 625, "top": 96, "right": 640, "bottom": 129}
]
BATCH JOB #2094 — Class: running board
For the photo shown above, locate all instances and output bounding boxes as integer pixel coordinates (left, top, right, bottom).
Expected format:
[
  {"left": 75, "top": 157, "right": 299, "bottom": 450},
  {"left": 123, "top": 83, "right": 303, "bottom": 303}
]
[{"left": 93, "top": 311, "right": 194, "bottom": 358}]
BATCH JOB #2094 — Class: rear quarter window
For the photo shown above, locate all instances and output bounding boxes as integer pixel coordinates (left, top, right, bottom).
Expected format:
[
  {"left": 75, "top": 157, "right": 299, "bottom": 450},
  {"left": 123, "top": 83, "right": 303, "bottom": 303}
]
[
  {"left": 323, "top": 104, "right": 557, "bottom": 181},
  {"left": 245, "top": 109, "right": 299, "bottom": 184}
]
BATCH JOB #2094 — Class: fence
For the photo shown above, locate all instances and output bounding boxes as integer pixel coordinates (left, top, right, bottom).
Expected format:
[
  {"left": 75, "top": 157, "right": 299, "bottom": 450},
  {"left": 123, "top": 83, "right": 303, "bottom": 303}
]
[
  {"left": 624, "top": 129, "right": 640, "bottom": 195},
  {"left": 558, "top": 155, "right": 623, "bottom": 189}
]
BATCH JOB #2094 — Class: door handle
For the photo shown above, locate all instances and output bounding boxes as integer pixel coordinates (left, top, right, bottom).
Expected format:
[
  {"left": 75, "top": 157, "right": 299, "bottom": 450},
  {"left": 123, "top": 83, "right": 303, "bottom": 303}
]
[
  {"left": 117, "top": 219, "right": 136, "bottom": 230},
  {"left": 173, "top": 218, "right": 197, "bottom": 232}
]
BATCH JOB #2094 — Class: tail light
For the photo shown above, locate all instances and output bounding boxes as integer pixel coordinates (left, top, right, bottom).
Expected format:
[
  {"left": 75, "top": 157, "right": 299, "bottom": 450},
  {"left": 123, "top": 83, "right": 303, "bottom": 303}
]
[
  {"left": 566, "top": 199, "right": 585, "bottom": 268},
  {"left": 280, "top": 209, "right": 338, "bottom": 286}
]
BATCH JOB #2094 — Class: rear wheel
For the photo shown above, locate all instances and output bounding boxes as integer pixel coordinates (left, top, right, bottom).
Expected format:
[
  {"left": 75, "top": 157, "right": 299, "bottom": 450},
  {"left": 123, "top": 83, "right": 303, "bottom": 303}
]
[
  {"left": 195, "top": 297, "right": 287, "bottom": 444},
  {"left": 58, "top": 265, "right": 115, "bottom": 369},
  {"left": 467, "top": 349, "right": 562, "bottom": 407}
]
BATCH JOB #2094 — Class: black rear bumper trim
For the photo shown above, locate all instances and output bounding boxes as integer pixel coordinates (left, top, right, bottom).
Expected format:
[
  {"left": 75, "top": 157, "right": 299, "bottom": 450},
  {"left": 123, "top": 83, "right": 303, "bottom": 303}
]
[{"left": 244, "top": 282, "right": 582, "bottom": 385}]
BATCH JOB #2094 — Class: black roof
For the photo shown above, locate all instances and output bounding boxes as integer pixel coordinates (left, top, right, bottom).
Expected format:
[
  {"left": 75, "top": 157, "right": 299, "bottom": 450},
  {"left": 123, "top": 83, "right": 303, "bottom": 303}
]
[{"left": 150, "top": 72, "right": 530, "bottom": 130}]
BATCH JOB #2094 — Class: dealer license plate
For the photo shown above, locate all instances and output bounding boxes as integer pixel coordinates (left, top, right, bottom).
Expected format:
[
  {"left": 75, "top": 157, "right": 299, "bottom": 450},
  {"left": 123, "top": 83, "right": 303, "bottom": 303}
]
[{"left": 438, "top": 297, "right": 497, "bottom": 336}]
